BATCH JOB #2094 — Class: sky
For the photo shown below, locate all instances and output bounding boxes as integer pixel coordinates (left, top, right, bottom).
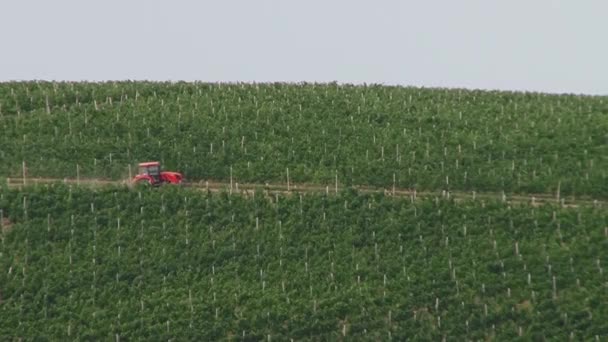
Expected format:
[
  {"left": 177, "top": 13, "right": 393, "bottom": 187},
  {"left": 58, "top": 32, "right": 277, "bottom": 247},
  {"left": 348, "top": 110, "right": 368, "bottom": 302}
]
[{"left": 0, "top": 0, "right": 607, "bottom": 95}]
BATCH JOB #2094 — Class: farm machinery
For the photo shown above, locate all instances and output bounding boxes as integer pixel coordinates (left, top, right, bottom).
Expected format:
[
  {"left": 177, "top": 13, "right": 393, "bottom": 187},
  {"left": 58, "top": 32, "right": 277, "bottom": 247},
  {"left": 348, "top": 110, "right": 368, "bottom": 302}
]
[{"left": 132, "top": 161, "right": 183, "bottom": 186}]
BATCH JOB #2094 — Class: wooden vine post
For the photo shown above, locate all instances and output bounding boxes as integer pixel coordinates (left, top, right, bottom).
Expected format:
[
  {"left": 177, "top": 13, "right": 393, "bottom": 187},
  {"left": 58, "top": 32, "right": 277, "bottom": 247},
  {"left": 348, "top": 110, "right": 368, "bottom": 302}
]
[{"left": 22, "top": 161, "right": 26, "bottom": 186}]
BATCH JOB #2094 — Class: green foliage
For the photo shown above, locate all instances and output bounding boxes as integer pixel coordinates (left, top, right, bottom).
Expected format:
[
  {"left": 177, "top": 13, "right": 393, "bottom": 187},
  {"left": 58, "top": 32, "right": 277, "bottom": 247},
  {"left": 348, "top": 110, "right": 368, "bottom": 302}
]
[
  {"left": 0, "top": 82, "right": 607, "bottom": 197},
  {"left": 0, "top": 185, "right": 606, "bottom": 339}
]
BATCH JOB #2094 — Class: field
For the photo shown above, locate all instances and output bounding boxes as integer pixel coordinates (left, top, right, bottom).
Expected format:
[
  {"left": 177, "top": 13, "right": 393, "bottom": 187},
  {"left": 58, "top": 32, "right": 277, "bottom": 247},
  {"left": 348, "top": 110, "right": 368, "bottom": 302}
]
[
  {"left": 1, "top": 185, "right": 607, "bottom": 339},
  {"left": 0, "top": 82, "right": 607, "bottom": 340},
  {"left": 0, "top": 82, "right": 607, "bottom": 198}
]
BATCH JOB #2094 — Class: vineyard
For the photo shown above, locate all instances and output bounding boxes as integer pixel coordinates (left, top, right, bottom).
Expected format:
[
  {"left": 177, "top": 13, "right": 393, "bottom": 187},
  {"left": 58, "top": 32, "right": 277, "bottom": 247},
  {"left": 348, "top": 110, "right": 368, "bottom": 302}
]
[
  {"left": 0, "top": 82, "right": 607, "bottom": 339},
  {"left": 0, "top": 82, "right": 607, "bottom": 198},
  {"left": 0, "top": 185, "right": 606, "bottom": 339}
]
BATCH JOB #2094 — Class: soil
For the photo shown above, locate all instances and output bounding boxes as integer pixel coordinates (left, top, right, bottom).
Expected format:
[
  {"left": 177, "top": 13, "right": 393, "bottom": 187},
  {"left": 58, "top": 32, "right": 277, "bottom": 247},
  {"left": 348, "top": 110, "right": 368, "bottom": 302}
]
[
  {"left": 516, "top": 300, "right": 533, "bottom": 312},
  {"left": 1, "top": 217, "right": 13, "bottom": 234},
  {"left": 4, "top": 177, "right": 606, "bottom": 208}
]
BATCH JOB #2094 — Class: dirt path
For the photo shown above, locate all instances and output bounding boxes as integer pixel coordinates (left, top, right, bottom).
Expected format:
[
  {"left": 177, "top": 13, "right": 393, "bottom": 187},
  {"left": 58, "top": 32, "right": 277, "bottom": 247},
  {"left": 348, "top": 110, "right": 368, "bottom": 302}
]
[{"left": 3, "top": 177, "right": 606, "bottom": 208}]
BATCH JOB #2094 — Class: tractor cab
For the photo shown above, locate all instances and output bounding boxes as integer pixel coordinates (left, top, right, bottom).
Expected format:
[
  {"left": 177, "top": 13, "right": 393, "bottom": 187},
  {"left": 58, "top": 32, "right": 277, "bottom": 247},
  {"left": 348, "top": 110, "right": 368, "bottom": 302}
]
[
  {"left": 139, "top": 162, "right": 161, "bottom": 183},
  {"left": 133, "top": 161, "right": 183, "bottom": 186}
]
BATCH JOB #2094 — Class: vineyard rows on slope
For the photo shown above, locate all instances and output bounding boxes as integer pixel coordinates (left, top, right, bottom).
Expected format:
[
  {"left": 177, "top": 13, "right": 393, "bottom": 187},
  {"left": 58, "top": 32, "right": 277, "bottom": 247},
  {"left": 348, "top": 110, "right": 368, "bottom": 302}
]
[
  {"left": 1, "top": 82, "right": 607, "bottom": 339},
  {"left": 1, "top": 82, "right": 607, "bottom": 198},
  {"left": 0, "top": 185, "right": 607, "bottom": 339}
]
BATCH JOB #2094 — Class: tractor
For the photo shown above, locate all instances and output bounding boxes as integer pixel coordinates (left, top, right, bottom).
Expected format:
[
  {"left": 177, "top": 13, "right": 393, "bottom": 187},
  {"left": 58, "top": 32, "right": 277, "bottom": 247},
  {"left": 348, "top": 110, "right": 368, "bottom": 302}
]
[{"left": 132, "top": 161, "right": 183, "bottom": 186}]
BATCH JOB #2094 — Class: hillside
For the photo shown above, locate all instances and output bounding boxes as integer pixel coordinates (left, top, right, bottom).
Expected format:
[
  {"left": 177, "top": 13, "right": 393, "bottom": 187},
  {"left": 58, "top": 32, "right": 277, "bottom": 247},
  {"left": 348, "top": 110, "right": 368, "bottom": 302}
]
[
  {"left": 0, "top": 82, "right": 607, "bottom": 198},
  {"left": 0, "top": 185, "right": 606, "bottom": 339},
  {"left": 0, "top": 82, "right": 607, "bottom": 340}
]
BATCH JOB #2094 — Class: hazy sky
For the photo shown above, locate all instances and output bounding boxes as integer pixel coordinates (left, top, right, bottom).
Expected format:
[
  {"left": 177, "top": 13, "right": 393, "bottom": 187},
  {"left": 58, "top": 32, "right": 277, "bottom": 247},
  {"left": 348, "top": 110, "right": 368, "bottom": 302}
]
[{"left": 1, "top": 0, "right": 607, "bottom": 95}]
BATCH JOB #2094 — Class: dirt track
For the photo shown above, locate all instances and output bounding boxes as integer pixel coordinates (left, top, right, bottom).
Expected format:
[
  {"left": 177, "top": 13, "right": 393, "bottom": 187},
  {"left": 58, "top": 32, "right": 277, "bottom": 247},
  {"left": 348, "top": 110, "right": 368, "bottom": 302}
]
[{"left": 3, "top": 177, "right": 606, "bottom": 208}]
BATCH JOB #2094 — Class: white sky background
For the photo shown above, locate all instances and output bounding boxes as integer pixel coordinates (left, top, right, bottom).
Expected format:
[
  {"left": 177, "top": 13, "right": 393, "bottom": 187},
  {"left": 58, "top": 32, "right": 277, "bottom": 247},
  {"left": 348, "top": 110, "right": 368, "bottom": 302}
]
[{"left": 0, "top": 0, "right": 606, "bottom": 95}]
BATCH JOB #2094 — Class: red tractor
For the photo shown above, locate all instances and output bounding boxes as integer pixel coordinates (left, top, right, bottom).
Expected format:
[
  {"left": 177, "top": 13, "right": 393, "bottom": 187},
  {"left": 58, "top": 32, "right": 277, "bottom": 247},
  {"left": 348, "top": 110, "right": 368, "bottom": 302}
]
[{"left": 132, "top": 161, "right": 183, "bottom": 186}]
